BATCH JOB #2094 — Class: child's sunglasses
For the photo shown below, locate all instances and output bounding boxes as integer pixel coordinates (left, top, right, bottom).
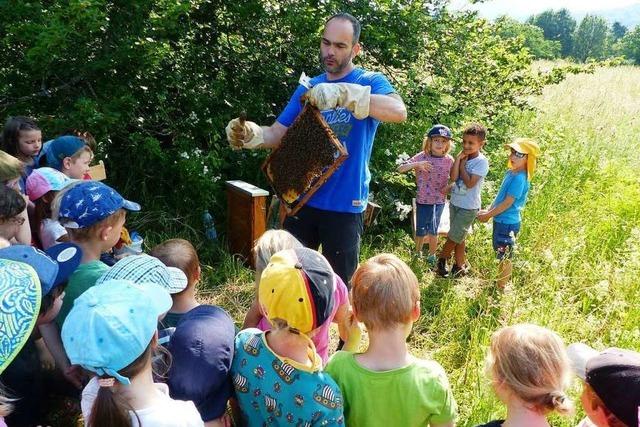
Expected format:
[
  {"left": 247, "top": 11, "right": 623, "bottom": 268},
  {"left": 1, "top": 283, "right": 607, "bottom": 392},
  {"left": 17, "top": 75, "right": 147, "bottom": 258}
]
[{"left": 510, "top": 149, "right": 526, "bottom": 159}]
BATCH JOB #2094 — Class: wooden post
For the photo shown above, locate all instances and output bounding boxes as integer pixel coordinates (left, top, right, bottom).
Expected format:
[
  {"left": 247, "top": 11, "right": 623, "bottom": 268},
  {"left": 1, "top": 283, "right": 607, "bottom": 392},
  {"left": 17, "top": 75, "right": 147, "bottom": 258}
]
[{"left": 226, "top": 180, "right": 269, "bottom": 268}]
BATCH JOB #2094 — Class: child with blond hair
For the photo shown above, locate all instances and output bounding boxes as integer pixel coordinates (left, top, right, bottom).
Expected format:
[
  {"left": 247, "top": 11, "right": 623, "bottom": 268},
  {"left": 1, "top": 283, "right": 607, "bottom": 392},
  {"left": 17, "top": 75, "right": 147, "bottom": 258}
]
[
  {"left": 398, "top": 125, "right": 454, "bottom": 266},
  {"left": 231, "top": 247, "right": 345, "bottom": 426},
  {"left": 474, "top": 324, "right": 573, "bottom": 427},
  {"left": 53, "top": 181, "right": 140, "bottom": 327},
  {"left": 477, "top": 138, "right": 540, "bottom": 287},
  {"left": 242, "top": 229, "right": 358, "bottom": 363},
  {"left": 325, "top": 253, "right": 457, "bottom": 427}
]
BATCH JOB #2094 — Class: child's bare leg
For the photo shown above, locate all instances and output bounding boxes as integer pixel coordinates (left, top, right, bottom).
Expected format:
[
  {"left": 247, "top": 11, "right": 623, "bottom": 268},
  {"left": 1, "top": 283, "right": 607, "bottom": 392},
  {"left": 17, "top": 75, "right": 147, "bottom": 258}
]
[
  {"left": 497, "top": 258, "right": 512, "bottom": 289},
  {"left": 454, "top": 241, "right": 466, "bottom": 268},
  {"left": 426, "top": 234, "right": 438, "bottom": 255},
  {"left": 414, "top": 235, "right": 425, "bottom": 253},
  {"left": 439, "top": 238, "right": 456, "bottom": 260}
]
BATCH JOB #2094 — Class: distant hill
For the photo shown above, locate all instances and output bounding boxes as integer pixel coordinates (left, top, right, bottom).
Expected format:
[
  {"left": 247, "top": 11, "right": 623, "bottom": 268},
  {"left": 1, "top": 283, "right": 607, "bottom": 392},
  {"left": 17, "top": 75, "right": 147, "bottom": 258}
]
[{"left": 574, "top": 3, "right": 640, "bottom": 29}]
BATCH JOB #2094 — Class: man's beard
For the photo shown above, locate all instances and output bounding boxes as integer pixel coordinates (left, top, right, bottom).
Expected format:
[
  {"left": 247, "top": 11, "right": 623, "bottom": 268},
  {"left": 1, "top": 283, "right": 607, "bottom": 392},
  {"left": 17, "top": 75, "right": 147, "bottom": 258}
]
[{"left": 319, "top": 52, "right": 351, "bottom": 74}]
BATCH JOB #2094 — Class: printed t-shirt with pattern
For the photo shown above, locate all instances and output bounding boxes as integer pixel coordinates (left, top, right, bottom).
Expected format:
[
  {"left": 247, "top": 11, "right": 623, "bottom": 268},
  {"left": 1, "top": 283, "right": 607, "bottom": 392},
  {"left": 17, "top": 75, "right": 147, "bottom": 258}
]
[
  {"left": 231, "top": 329, "right": 344, "bottom": 426},
  {"left": 405, "top": 152, "right": 454, "bottom": 205},
  {"left": 325, "top": 351, "right": 457, "bottom": 427},
  {"left": 256, "top": 274, "right": 349, "bottom": 365},
  {"left": 277, "top": 68, "right": 395, "bottom": 213}
]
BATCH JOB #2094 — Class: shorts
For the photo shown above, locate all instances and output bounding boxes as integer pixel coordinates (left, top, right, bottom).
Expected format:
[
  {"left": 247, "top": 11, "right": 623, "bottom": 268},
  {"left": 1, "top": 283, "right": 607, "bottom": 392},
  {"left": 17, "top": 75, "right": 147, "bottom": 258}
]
[
  {"left": 492, "top": 221, "right": 520, "bottom": 260},
  {"left": 415, "top": 203, "right": 445, "bottom": 236},
  {"left": 448, "top": 204, "right": 478, "bottom": 244}
]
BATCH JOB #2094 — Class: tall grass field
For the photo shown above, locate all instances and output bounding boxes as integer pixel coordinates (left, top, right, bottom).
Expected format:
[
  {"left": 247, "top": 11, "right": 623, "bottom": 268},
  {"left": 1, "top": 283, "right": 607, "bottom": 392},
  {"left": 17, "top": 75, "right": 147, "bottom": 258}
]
[{"left": 186, "top": 65, "right": 640, "bottom": 426}]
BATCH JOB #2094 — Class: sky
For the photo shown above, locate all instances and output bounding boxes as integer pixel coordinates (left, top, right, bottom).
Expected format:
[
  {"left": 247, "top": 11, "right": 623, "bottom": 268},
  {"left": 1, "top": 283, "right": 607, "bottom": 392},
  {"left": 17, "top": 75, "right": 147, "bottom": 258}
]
[{"left": 450, "top": 0, "right": 640, "bottom": 20}]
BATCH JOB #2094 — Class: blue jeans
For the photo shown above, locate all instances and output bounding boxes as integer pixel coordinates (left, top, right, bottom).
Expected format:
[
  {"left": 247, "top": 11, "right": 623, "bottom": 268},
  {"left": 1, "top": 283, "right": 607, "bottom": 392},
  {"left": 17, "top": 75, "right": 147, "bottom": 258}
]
[
  {"left": 492, "top": 221, "right": 520, "bottom": 259},
  {"left": 416, "top": 203, "right": 445, "bottom": 237}
]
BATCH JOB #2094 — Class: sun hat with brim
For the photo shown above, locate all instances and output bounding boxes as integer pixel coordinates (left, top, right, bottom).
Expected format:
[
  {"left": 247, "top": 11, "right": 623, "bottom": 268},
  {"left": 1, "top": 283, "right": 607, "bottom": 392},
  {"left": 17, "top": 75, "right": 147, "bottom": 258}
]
[
  {"left": 168, "top": 305, "right": 236, "bottom": 421},
  {"left": 0, "top": 245, "right": 58, "bottom": 296},
  {"left": 45, "top": 136, "right": 87, "bottom": 171},
  {"left": 0, "top": 243, "right": 82, "bottom": 294},
  {"left": 258, "top": 247, "right": 335, "bottom": 334},
  {"left": 0, "top": 259, "right": 41, "bottom": 374},
  {"left": 26, "top": 167, "right": 76, "bottom": 202},
  {"left": 567, "top": 343, "right": 640, "bottom": 427},
  {"left": 61, "top": 279, "right": 172, "bottom": 385},
  {"left": 58, "top": 181, "right": 141, "bottom": 229},
  {"left": 95, "top": 254, "right": 188, "bottom": 294},
  {"left": 505, "top": 138, "right": 540, "bottom": 181}
]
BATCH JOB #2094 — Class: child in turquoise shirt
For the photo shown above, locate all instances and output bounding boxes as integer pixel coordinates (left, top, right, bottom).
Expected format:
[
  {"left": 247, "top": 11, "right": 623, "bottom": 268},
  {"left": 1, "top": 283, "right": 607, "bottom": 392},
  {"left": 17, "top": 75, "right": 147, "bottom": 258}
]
[{"left": 477, "top": 138, "right": 540, "bottom": 288}]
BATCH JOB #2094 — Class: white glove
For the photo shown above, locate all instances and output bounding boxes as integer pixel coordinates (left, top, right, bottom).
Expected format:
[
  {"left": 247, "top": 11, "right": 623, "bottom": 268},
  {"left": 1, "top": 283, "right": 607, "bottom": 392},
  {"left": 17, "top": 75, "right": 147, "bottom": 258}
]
[
  {"left": 226, "top": 118, "right": 264, "bottom": 150},
  {"left": 305, "top": 83, "right": 371, "bottom": 119}
]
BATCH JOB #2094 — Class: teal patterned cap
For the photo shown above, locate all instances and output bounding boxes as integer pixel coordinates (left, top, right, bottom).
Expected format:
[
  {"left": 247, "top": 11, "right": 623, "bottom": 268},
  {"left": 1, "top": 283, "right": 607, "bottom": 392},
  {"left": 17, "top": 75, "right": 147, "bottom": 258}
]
[{"left": 0, "top": 259, "right": 41, "bottom": 374}]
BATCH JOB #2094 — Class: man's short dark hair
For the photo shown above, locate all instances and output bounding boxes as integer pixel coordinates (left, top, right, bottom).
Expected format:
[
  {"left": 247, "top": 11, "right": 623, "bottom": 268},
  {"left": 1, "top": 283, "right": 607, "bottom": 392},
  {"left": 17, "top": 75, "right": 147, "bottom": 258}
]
[{"left": 326, "top": 12, "right": 361, "bottom": 45}]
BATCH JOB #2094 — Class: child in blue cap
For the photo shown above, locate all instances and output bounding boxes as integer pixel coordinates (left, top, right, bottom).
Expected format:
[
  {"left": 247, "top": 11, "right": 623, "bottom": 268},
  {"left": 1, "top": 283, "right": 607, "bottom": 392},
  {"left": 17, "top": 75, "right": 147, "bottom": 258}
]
[
  {"left": 53, "top": 181, "right": 141, "bottom": 327},
  {"left": 0, "top": 259, "right": 41, "bottom": 427},
  {"left": 398, "top": 125, "right": 454, "bottom": 266},
  {"left": 62, "top": 279, "right": 204, "bottom": 427},
  {"left": 0, "top": 243, "right": 83, "bottom": 426},
  {"left": 41, "top": 135, "right": 93, "bottom": 180}
]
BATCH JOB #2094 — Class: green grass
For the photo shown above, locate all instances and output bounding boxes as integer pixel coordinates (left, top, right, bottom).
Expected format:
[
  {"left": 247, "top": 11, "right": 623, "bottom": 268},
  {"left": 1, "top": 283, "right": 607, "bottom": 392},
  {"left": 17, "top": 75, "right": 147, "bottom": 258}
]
[{"left": 140, "top": 65, "right": 640, "bottom": 426}]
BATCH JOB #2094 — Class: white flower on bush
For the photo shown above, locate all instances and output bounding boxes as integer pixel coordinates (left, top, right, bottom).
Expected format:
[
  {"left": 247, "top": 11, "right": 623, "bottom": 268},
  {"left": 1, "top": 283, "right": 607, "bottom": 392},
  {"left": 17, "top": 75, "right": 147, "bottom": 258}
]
[
  {"left": 180, "top": 152, "right": 189, "bottom": 159},
  {"left": 384, "top": 148, "right": 392, "bottom": 157},
  {"left": 395, "top": 152, "right": 410, "bottom": 166},
  {"left": 394, "top": 201, "right": 412, "bottom": 221},
  {"left": 203, "top": 165, "right": 209, "bottom": 174}
]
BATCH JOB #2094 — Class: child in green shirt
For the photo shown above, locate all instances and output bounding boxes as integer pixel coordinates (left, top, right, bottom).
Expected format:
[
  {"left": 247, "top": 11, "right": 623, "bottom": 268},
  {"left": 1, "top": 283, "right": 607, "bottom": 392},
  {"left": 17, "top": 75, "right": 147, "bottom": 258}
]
[{"left": 325, "top": 254, "right": 457, "bottom": 427}]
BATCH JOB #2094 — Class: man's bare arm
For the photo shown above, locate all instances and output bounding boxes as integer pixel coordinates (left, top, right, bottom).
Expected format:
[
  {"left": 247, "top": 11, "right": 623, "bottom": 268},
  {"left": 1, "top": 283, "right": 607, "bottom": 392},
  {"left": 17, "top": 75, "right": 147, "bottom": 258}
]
[
  {"left": 369, "top": 93, "right": 407, "bottom": 123},
  {"left": 257, "top": 122, "right": 288, "bottom": 149}
]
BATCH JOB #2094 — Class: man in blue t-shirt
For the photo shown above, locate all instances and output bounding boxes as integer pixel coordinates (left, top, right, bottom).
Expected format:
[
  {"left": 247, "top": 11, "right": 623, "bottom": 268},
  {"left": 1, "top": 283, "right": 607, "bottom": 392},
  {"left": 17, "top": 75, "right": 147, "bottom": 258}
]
[{"left": 225, "top": 12, "right": 406, "bottom": 285}]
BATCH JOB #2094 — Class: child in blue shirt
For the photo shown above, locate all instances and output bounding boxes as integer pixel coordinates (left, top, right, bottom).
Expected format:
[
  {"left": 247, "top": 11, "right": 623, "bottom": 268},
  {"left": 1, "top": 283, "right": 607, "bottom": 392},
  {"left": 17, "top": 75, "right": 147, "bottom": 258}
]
[
  {"left": 231, "top": 247, "right": 345, "bottom": 426},
  {"left": 477, "top": 138, "right": 540, "bottom": 288}
]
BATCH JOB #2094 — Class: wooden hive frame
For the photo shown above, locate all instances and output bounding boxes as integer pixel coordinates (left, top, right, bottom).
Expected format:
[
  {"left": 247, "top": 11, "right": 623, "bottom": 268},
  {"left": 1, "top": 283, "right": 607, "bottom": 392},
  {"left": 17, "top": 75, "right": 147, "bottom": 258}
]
[{"left": 262, "top": 104, "right": 348, "bottom": 216}]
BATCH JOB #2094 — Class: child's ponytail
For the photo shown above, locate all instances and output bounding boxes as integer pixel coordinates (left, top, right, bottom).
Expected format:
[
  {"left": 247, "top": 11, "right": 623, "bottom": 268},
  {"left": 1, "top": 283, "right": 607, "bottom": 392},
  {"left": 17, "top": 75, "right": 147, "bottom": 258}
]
[
  {"left": 546, "top": 390, "right": 573, "bottom": 416},
  {"left": 87, "top": 342, "right": 154, "bottom": 427},
  {"left": 88, "top": 380, "right": 133, "bottom": 427}
]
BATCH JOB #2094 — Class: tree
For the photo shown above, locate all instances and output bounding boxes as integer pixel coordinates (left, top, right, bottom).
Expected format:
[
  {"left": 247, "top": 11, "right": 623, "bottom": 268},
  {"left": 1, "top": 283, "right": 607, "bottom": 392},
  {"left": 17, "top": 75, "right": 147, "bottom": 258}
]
[
  {"left": 528, "top": 9, "right": 576, "bottom": 57},
  {"left": 619, "top": 26, "right": 640, "bottom": 64},
  {"left": 612, "top": 21, "right": 628, "bottom": 41},
  {"left": 495, "top": 16, "right": 561, "bottom": 59},
  {"left": 573, "top": 15, "right": 611, "bottom": 62}
]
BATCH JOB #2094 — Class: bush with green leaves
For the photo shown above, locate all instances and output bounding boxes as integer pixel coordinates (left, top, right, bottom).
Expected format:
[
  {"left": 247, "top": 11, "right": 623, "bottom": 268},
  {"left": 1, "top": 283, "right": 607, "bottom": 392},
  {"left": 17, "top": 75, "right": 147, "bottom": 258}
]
[{"left": 0, "top": 0, "right": 577, "bottom": 239}]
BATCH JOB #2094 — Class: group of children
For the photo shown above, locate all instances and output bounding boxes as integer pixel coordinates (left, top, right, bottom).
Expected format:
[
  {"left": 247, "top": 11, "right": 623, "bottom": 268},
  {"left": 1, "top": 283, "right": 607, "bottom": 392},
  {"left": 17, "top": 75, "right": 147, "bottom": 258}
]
[
  {"left": 0, "top": 114, "right": 638, "bottom": 427},
  {"left": 399, "top": 123, "right": 540, "bottom": 288}
]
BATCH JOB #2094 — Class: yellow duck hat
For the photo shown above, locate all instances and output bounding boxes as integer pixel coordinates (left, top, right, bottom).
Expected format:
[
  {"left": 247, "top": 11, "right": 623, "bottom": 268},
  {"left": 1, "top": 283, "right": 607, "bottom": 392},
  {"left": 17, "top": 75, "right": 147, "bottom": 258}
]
[{"left": 505, "top": 138, "right": 540, "bottom": 181}]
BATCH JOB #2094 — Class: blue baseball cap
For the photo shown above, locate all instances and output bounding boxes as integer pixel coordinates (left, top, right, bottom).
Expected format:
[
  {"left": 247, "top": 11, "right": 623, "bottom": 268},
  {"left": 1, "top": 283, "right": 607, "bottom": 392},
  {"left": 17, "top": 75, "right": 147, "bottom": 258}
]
[
  {"left": 0, "top": 243, "right": 82, "bottom": 295},
  {"left": 427, "top": 124, "right": 453, "bottom": 140},
  {"left": 46, "top": 136, "right": 87, "bottom": 170},
  {"left": 95, "top": 254, "right": 188, "bottom": 294},
  {"left": 168, "top": 305, "right": 236, "bottom": 421},
  {"left": 58, "top": 181, "right": 141, "bottom": 229},
  {"left": 45, "top": 243, "right": 83, "bottom": 288},
  {"left": 61, "top": 279, "right": 172, "bottom": 385},
  {"left": 0, "top": 259, "right": 41, "bottom": 374}
]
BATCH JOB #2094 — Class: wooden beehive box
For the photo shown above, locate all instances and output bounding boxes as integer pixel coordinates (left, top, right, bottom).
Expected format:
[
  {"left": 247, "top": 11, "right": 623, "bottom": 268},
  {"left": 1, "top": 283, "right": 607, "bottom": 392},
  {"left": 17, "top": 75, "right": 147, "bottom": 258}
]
[{"left": 262, "top": 104, "right": 348, "bottom": 215}]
